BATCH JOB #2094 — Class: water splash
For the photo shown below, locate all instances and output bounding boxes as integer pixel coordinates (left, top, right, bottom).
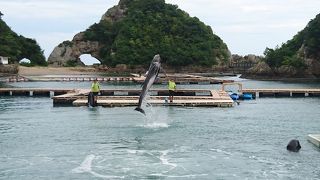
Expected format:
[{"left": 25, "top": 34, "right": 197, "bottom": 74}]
[
  {"left": 159, "top": 150, "right": 177, "bottom": 170},
  {"left": 138, "top": 92, "right": 171, "bottom": 128},
  {"left": 72, "top": 154, "right": 95, "bottom": 173}
]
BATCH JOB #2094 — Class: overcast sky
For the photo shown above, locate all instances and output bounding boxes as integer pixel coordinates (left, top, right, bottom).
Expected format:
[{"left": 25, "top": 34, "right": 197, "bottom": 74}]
[{"left": 1, "top": 0, "right": 319, "bottom": 64}]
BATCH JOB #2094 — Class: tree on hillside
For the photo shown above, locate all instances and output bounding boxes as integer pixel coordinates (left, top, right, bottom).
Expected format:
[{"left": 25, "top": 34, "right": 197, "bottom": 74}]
[
  {"left": 0, "top": 19, "right": 46, "bottom": 65},
  {"left": 264, "top": 13, "right": 320, "bottom": 68},
  {"left": 83, "top": 0, "right": 229, "bottom": 67}
]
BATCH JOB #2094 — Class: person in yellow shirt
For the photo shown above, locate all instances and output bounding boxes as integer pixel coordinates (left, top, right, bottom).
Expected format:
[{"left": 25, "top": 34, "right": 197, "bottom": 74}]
[
  {"left": 168, "top": 78, "right": 176, "bottom": 103},
  {"left": 91, "top": 79, "right": 100, "bottom": 105}
]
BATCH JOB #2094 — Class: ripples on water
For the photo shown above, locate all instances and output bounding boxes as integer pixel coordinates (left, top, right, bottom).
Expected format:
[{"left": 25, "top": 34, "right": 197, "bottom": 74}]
[{"left": 0, "top": 80, "right": 320, "bottom": 179}]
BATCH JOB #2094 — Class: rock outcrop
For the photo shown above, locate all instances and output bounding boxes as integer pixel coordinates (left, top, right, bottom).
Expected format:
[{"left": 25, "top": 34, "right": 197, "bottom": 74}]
[
  {"left": 305, "top": 58, "right": 320, "bottom": 76},
  {"left": 48, "top": 1, "right": 127, "bottom": 66},
  {"left": 48, "top": 34, "right": 101, "bottom": 66},
  {"left": 0, "top": 64, "right": 19, "bottom": 74},
  {"left": 229, "top": 54, "right": 262, "bottom": 71},
  {"left": 247, "top": 61, "right": 273, "bottom": 76}
]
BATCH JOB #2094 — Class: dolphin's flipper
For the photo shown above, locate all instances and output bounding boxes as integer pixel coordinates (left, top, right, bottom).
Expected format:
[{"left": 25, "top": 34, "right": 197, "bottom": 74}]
[{"left": 135, "top": 107, "right": 146, "bottom": 115}]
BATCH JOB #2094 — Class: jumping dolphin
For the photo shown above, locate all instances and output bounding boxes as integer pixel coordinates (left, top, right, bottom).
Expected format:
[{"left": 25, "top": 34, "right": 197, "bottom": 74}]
[{"left": 135, "top": 54, "right": 161, "bottom": 115}]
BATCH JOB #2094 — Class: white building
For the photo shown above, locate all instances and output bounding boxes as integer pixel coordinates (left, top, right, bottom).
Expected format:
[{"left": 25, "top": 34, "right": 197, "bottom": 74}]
[{"left": 0, "top": 56, "right": 9, "bottom": 65}]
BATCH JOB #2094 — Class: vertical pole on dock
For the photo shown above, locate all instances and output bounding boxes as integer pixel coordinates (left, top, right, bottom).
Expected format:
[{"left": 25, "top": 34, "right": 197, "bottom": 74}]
[
  {"left": 290, "top": 92, "right": 293, "bottom": 97},
  {"left": 305, "top": 93, "right": 309, "bottom": 97},
  {"left": 9, "top": 91, "right": 13, "bottom": 96},
  {"left": 50, "top": 91, "right": 55, "bottom": 97},
  {"left": 255, "top": 92, "right": 259, "bottom": 98},
  {"left": 29, "top": 91, "right": 33, "bottom": 96}
]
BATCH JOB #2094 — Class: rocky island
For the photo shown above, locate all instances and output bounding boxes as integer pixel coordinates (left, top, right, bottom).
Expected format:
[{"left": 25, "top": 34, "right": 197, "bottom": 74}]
[{"left": 47, "top": 0, "right": 230, "bottom": 69}]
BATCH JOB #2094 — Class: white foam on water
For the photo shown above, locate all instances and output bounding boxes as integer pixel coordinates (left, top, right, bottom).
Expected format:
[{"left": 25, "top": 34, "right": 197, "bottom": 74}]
[
  {"left": 72, "top": 154, "right": 95, "bottom": 173},
  {"left": 159, "top": 150, "right": 177, "bottom": 169},
  {"left": 90, "top": 171, "right": 125, "bottom": 179},
  {"left": 210, "top": 148, "right": 233, "bottom": 156},
  {"left": 72, "top": 154, "right": 124, "bottom": 179},
  {"left": 126, "top": 149, "right": 147, "bottom": 154},
  {"left": 142, "top": 122, "right": 169, "bottom": 128},
  {"left": 150, "top": 173, "right": 208, "bottom": 178},
  {"left": 157, "top": 150, "right": 178, "bottom": 174}
]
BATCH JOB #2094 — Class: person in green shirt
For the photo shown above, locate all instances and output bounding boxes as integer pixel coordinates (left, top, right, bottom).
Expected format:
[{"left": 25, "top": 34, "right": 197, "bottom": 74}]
[
  {"left": 168, "top": 79, "right": 176, "bottom": 103},
  {"left": 91, "top": 79, "right": 100, "bottom": 104}
]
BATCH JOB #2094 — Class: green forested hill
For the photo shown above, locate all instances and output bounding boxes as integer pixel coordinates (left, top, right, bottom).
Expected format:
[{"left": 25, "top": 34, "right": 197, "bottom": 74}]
[
  {"left": 264, "top": 13, "right": 320, "bottom": 68},
  {"left": 0, "top": 19, "right": 46, "bottom": 65},
  {"left": 83, "top": 0, "right": 229, "bottom": 67}
]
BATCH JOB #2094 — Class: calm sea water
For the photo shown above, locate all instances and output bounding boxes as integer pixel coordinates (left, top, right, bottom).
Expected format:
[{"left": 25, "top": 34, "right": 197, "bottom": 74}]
[{"left": 1, "top": 78, "right": 320, "bottom": 179}]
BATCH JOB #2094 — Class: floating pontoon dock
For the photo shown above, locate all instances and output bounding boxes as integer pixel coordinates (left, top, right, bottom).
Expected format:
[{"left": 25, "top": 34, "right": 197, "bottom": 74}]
[
  {"left": 242, "top": 89, "right": 320, "bottom": 98},
  {"left": 0, "top": 88, "right": 72, "bottom": 97},
  {"left": 221, "top": 83, "right": 320, "bottom": 98},
  {"left": 307, "top": 134, "right": 320, "bottom": 148},
  {"left": 1, "top": 87, "right": 319, "bottom": 107},
  {"left": 53, "top": 89, "right": 234, "bottom": 107},
  {"left": 1, "top": 88, "right": 319, "bottom": 98}
]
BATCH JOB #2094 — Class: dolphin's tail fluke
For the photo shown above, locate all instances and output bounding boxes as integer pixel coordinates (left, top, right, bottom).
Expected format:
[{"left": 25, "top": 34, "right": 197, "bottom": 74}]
[{"left": 135, "top": 107, "right": 146, "bottom": 115}]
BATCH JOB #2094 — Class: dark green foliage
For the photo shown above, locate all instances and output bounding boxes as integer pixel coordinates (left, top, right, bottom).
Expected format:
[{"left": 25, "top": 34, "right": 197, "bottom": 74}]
[
  {"left": 64, "top": 60, "right": 78, "bottom": 67},
  {"left": 0, "top": 19, "right": 46, "bottom": 66},
  {"left": 83, "top": 0, "right": 229, "bottom": 67},
  {"left": 264, "top": 13, "right": 320, "bottom": 68},
  {"left": 283, "top": 55, "right": 306, "bottom": 68},
  {"left": 303, "top": 14, "right": 320, "bottom": 57}
]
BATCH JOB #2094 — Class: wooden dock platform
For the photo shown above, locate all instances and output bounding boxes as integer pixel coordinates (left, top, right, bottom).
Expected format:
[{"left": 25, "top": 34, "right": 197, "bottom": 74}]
[
  {"left": 51, "top": 89, "right": 234, "bottom": 107},
  {"left": 307, "top": 134, "right": 320, "bottom": 148},
  {"left": 72, "top": 95, "right": 233, "bottom": 107}
]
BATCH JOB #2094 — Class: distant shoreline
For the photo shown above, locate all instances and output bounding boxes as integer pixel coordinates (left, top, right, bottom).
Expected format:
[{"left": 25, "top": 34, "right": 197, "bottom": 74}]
[
  {"left": 0, "top": 66, "right": 318, "bottom": 83},
  {"left": 240, "top": 75, "right": 320, "bottom": 82}
]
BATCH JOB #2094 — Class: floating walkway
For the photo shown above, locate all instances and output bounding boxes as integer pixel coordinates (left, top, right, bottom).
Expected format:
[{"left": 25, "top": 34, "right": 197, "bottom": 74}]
[
  {"left": 52, "top": 89, "right": 234, "bottom": 107},
  {"left": 1, "top": 87, "right": 319, "bottom": 107},
  {"left": 1, "top": 88, "right": 319, "bottom": 99},
  {"left": 0, "top": 88, "right": 73, "bottom": 97},
  {"left": 242, "top": 89, "right": 320, "bottom": 98},
  {"left": 307, "top": 134, "right": 320, "bottom": 148}
]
